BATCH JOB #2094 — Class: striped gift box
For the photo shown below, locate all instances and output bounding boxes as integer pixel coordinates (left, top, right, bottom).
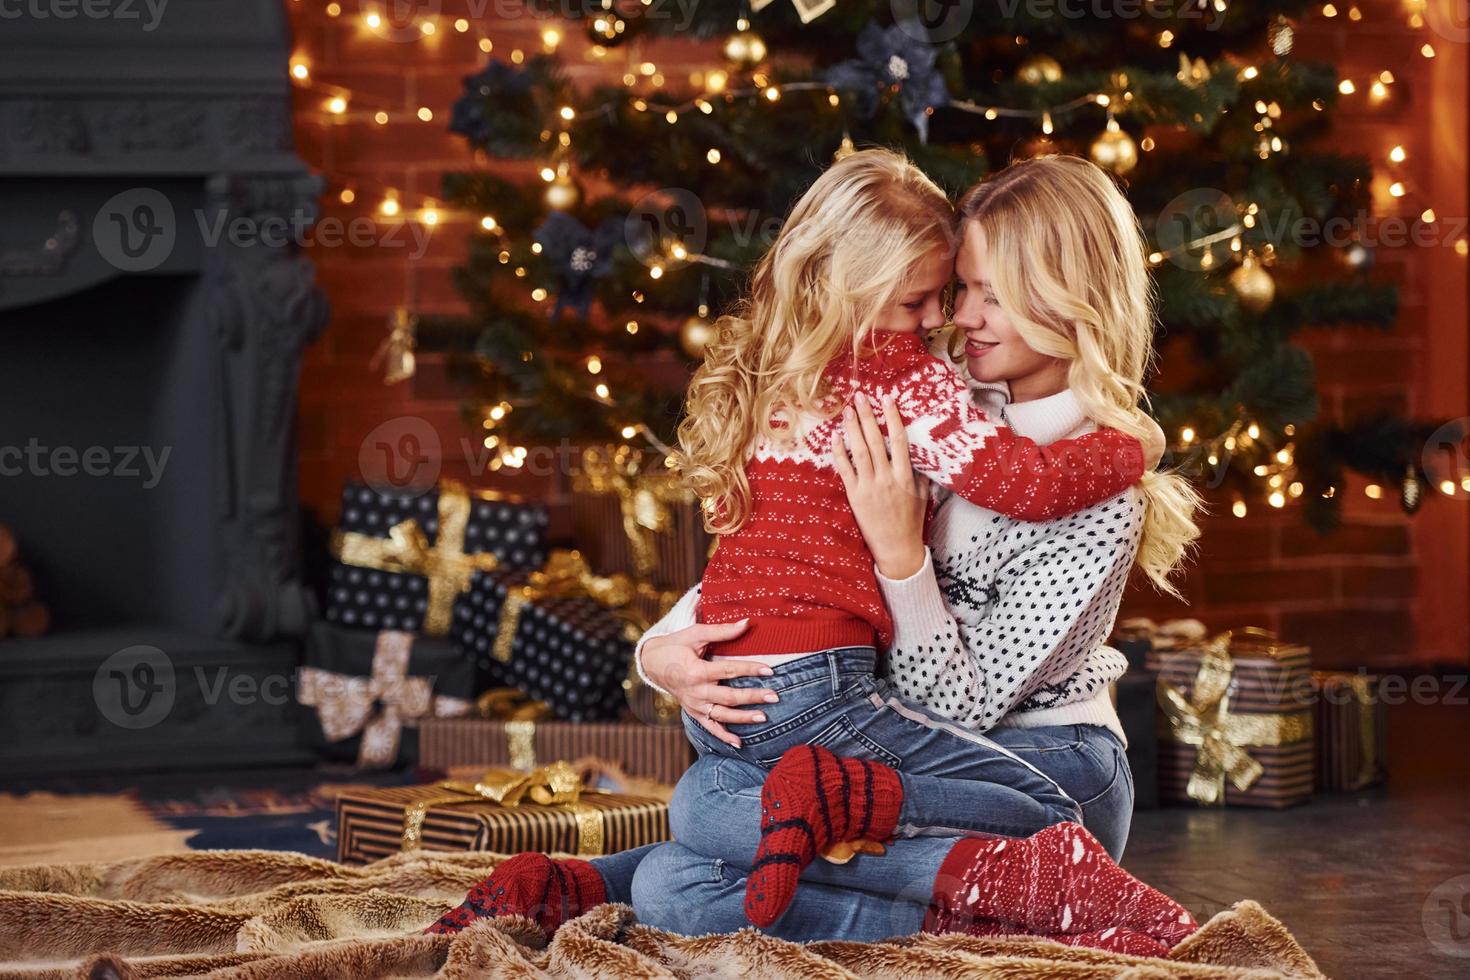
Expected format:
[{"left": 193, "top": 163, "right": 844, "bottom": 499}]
[
  {"left": 419, "top": 718, "right": 696, "bottom": 788},
  {"left": 1151, "top": 630, "right": 1315, "bottom": 808},
  {"left": 336, "top": 783, "right": 670, "bottom": 865},
  {"left": 1312, "top": 672, "right": 1388, "bottom": 792}
]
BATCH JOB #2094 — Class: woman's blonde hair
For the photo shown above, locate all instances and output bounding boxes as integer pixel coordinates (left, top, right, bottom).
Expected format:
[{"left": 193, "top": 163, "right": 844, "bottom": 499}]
[
  {"left": 957, "top": 155, "right": 1202, "bottom": 595},
  {"left": 677, "top": 148, "right": 955, "bottom": 533}
]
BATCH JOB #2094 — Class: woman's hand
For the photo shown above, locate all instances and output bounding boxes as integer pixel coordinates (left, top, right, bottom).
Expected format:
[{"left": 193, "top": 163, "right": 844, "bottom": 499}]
[
  {"left": 832, "top": 391, "right": 928, "bottom": 581},
  {"left": 639, "top": 620, "right": 779, "bottom": 748}
]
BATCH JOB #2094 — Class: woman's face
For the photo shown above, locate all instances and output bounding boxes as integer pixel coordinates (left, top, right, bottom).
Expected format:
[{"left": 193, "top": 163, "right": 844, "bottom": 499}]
[
  {"left": 872, "top": 248, "right": 952, "bottom": 334},
  {"left": 953, "top": 222, "right": 1070, "bottom": 401}
]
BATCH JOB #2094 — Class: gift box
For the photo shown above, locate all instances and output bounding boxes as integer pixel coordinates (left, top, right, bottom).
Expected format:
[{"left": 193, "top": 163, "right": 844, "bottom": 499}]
[
  {"left": 1150, "top": 628, "right": 1314, "bottom": 808},
  {"left": 325, "top": 479, "right": 549, "bottom": 638},
  {"left": 570, "top": 445, "right": 713, "bottom": 591},
  {"left": 297, "top": 623, "right": 475, "bottom": 769},
  {"left": 1312, "top": 671, "right": 1388, "bottom": 792},
  {"left": 459, "top": 552, "right": 639, "bottom": 722},
  {"left": 420, "top": 717, "right": 696, "bottom": 787},
  {"left": 335, "top": 762, "right": 670, "bottom": 864}
]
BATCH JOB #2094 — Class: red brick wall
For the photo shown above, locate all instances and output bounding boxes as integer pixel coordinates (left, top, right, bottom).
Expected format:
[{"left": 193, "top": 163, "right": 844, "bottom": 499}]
[{"left": 287, "top": 1, "right": 1469, "bottom": 668}]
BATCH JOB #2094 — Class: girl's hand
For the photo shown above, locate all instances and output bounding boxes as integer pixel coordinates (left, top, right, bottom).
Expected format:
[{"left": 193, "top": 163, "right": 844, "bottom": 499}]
[
  {"left": 639, "top": 620, "right": 778, "bottom": 748},
  {"left": 832, "top": 392, "right": 928, "bottom": 581}
]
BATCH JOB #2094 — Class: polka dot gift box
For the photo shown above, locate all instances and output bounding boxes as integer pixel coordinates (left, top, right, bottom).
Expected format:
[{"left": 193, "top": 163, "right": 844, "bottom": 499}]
[
  {"left": 458, "top": 564, "right": 635, "bottom": 723},
  {"left": 325, "top": 479, "right": 550, "bottom": 639}
]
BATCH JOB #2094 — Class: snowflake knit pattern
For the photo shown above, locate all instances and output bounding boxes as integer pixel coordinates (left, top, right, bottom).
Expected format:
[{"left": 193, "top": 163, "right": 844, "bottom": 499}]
[{"left": 699, "top": 331, "right": 1145, "bottom": 656}]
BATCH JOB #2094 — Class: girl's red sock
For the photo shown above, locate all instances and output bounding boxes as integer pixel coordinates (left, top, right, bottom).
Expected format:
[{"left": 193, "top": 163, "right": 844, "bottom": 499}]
[
  {"left": 744, "top": 744, "right": 903, "bottom": 928},
  {"left": 927, "top": 822, "right": 1197, "bottom": 948},
  {"left": 425, "top": 852, "right": 606, "bottom": 936}
]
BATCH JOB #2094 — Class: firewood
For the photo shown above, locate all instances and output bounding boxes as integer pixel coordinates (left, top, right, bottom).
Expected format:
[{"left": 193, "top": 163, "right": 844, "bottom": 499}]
[
  {"left": 0, "top": 564, "right": 31, "bottom": 603},
  {"left": 9, "top": 601, "right": 48, "bottom": 637}
]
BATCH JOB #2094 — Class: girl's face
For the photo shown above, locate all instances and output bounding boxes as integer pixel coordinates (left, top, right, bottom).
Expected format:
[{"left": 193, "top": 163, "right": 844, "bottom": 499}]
[
  {"left": 953, "top": 222, "right": 1070, "bottom": 402},
  {"left": 873, "top": 248, "right": 952, "bottom": 334}
]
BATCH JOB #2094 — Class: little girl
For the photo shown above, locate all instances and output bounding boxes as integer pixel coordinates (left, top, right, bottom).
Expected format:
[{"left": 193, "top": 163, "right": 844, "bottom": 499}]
[{"left": 430, "top": 150, "right": 1191, "bottom": 948}]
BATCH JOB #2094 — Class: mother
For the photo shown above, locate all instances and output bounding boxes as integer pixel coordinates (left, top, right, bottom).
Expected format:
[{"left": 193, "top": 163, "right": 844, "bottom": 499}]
[{"left": 627, "top": 154, "right": 1200, "bottom": 942}]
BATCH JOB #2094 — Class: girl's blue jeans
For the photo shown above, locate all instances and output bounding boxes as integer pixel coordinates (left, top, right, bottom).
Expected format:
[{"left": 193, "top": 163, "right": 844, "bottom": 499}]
[{"left": 589, "top": 646, "right": 1133, "bottom": 939}]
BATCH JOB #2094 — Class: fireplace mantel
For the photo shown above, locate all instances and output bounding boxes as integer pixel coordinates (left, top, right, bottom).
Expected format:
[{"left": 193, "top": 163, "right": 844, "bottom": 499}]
[{"left": 0, "top": 1, "right": 328, "bottom": 773}]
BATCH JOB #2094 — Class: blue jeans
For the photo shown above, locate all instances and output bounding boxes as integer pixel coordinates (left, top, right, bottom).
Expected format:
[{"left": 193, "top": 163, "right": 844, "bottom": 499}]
[
  {"left": 622, "top": 721, "right": 1133, "bottom": 940},
  {"left": 672, "top": 646, "right": 1080, "bottom": 839}
]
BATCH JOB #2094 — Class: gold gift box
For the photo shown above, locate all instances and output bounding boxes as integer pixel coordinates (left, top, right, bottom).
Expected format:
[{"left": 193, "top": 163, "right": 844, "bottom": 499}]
[
  {"left": 335, "top": 779, "right": 670, "bottom": 865},
  {"left": 419, "top": 718, "right": 695, "bottom": 787}
]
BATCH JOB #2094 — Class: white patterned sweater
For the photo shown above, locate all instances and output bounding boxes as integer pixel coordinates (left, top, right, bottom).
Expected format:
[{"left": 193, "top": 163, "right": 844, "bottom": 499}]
[{"left": 636, "top": 382, "right": 1142, "bottom": 744}]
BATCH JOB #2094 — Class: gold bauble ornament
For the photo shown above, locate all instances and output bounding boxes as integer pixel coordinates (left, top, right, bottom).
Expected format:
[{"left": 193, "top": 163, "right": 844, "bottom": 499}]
[
  {"left": 544, "top": 172, "right": 581, "bottom": 210},
  {"left": 1401, "top": 465, "right": 1424, "bottom": 514},
  {"left": 1229, "top": 254, "right": 1275, "bottom": 313},
  {"left": 679, "top": 315, "right": 715, "bottom": 359},
  {"left": 1089, "top": 123, "right": 1138, "bottom": 175},
  {"left": 723, "top": 29, "right": 767, "bottom": 69},
  {"left": 587, "top": 12, "right": 628, "bottom": 45},
  {"left": 1017, "top": 54, "right": 1063, "bottom": 86}
]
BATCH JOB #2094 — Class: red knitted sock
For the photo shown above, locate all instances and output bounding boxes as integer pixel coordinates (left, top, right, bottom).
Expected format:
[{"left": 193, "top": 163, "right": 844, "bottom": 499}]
[
  {"left": 425, "top": 852, "right": 606, "bottom": 936},
  {"left": 744, "top": 744, "right": 903, "bottom": 928},
  {"left": 928, "top": 823, "right": 1197, "bottom": 947},
  {"left": 949, "top": 919, "right": 1169, "bottom": 958}
]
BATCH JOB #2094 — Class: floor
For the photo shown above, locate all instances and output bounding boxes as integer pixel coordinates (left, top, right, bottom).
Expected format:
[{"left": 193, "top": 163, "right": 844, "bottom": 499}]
[
  {"left": 2, "top": 701, "right": 1466, "bottom": 978},
  {"left": 1123, "top": 698, "right": 1470, "bottom": 979}
]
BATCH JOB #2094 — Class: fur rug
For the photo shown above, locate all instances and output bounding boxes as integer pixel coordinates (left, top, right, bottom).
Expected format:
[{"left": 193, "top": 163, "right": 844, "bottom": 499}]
[{"left": 0, "top": 849, "right": 1326, "bottom": 979}]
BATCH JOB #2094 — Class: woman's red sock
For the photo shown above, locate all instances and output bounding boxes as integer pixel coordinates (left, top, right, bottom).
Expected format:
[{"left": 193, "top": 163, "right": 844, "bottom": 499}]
[
  {"left": 425, "top": 852, "right": 606, "bottom": 936},
  {"left": 927, "top": 822, "right": 1197, "bottom": 947},
  {"left": 954, "top": 919, "right": 1170, "bottom": 958},
  {"left": 745, "top": 744, "right": 903, "bottom": 928}
]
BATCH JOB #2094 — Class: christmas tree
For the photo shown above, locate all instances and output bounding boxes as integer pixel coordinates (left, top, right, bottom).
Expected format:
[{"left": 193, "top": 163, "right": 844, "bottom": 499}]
[{"left": 431, "top": 0, "right": 1459, "bottom": 531}]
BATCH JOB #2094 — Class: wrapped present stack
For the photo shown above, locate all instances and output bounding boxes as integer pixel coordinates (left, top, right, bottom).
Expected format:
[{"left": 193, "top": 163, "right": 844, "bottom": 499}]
[
  {"left": 1149, "top": 627, "right": 1315, "bottom": 808},
  {"left": 336, "top": 760, "right": 671, "bottom": 865},
  {"left": 570, "top": 445, "right": 713, "bottom": 595},
  {"left": 1312, "top": 671, "right": 1388, "bottom": 792}
]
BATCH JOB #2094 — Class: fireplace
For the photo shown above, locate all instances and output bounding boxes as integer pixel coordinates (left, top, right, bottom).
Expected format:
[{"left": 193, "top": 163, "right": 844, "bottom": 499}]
[{"left": 0, "top": 1, "right": 326, "bottom": 774}]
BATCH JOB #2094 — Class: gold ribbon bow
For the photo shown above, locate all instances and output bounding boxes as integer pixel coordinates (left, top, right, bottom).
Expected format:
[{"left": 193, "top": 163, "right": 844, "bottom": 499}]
[
  {"left": 749, "top": 0, "right": 835, "bottom": 24},
  {"left": 297, "top": 630, "right": 472, "bottom": 769},
  {"left": 330, "top": 478, "right": 501, "bottom": 636},
  {"left": 573, "top": 446, "right": 693, "bottom": 581},
  {"left": 1156, "top": 629, "right": 1312, "bottom": 806},
  {"left": 492, "top": 549, "right": 644, "bottom": 664},
  {"left": 401, "top": 761, "right": 605, "bottom": 855}
]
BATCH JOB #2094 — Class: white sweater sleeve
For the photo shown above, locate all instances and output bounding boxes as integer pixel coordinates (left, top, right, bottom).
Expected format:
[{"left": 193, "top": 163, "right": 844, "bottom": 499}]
[
  {"left": 878, "top": 493, "right": 1144, "bottom": 731},
  {"left": 632, "top": 585, "right": 700, "bottom": 696}
]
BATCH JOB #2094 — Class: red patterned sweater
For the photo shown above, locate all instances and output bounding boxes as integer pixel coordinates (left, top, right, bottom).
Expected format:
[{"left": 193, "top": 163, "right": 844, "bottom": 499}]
[{"left": 699, "top": 331, "right": 1145, "bottom": 656}]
